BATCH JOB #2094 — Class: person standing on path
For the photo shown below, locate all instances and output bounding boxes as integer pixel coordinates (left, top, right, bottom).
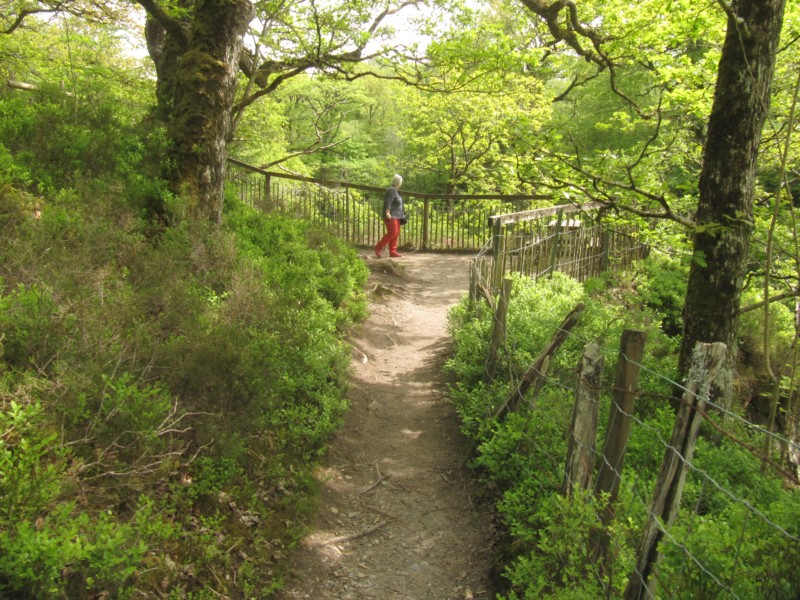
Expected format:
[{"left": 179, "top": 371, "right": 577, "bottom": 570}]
[{"left": 375, "top": 174, "right": 404, "bottom": 258}]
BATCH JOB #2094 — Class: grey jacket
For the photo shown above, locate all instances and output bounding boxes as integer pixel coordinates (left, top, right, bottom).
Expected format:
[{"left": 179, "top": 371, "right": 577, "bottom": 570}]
[{"left": 383, "top": 186, "right": 404, "bottom": 219}]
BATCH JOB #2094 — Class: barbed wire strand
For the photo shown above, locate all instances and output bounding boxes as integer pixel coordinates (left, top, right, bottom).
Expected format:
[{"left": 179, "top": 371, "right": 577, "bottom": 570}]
[{"left": 464, "top": 265, "right": 800, "bottom": 598}]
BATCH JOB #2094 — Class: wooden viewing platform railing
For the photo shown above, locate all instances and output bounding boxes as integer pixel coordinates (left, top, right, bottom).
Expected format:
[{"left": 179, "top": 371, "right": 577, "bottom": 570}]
[
  {"left": 226, "top": 158, "right": 550, "bottom": 251},
  {"left": 479, "top": 203, "right": 650, "bottom": 292},
  {"left": 226, "top": 158, "right": 649, "bottom": 287}
]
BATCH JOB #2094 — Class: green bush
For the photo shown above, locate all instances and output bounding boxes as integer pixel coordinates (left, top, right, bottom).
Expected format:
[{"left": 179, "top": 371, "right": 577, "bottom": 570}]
[
  {"left": 0, "top": 179, "right": 369, "bottom": 596},
  {"left": 629, "top": 253, "right": 689, "bottom": 337},
  {"left": 0, "top": 502, "right": 154, "bottom": 598},
  {"left": 0, "top": 394, "right": 63, "bottom": 525},
  {"left": 500, "top": 490, "right": 629, "bottom": 600},
  {"left": 0, "top": 143, "right": 33, "bottom": 189},
  {"left": 0, "top": 382, "right": 172, "bottom": 598},
  {"left": 657, "top": 494, "right": 800, "bottom": 599},
  {"left": 0, "top": 284, "right": 63, "bottom": 371},
  {"left": 446, "top": 265, "right": 798, "bottom": 598}
]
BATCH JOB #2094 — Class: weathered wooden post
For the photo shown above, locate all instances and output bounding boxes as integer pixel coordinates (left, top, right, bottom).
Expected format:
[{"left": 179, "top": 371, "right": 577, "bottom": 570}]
[
  {"left": 624, "top": 341, "right": 726, "bottom": 600},
  {"left": 491, "top": 218, "right": 504, "bottom": 293},
  {"left": 563, "top": 343, "right": 604, "bottom": 497},
  {"left": 422, "top": 198, "right": 431, "bottom": 250},
  {"left": 592, "top": 329, "right": 646, "bottom": 570},
  {"left": 483, "top": 278, "right": 513, "bottom": 383},
  {"left": 469, "top": 259, "right": 478, "bottom": 303},
  {"left": 596, "top": 330, "right": 647, "bottom": 499},
  {"left": 236, "top": 165, "right": 246, "bottom": 203},
  {"left": 547, "top": 208, "right": 564, "bottom": 277},
  {"left": 599, "top": 230, "right": 610, "bottom": 273},
  {"left": 495, "top": 303, "right": 585, "bottom": 419},
  {"left": 345, "top": 187, "right": 352, "bottom": 244}
]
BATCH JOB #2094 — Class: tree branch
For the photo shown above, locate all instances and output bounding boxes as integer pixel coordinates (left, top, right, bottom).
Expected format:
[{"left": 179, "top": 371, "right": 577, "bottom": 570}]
[
  {"left": 136, "top": 0, "right": 187, "bottom": 43},
  {"left": 715, "top": 0, "right": 751, "bottom": 40},
  {"left": 259, "top": 139, "right": 348, "bottom": 171},
  {"left": 237, "top": 0, "right": 426, "bottom": 99},
  {"left": 519, "top": 136, "right": 696, "bottom": 228},
  {"left": 552, "top": 71, "right": 602, "bottom": 102},
  {"left": 3, "top": 5, "right": 63, "bottom": 34},
  {"left": 519, "top": 0, "right": 655, "bottom": 118},
  {"left": 739, "top": 289, "right": 800, "bottom": 315}
]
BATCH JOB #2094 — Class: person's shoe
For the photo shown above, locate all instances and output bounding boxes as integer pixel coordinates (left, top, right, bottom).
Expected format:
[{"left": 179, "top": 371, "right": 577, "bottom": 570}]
[
  {"left": 389, "top": 252, "right": 403, "bottom": 258},
  {"left": 374, "top": 246, "right": 382, "bottom": 258}
]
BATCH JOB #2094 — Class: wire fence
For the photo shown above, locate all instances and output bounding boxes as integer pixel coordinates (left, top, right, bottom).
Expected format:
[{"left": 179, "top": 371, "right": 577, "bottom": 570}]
[
  {"left": 463, "top": 263, "right": 800, "bottom": 599},
  {"left": 227, "top": 157, "right": 800, "bottom": 596}
]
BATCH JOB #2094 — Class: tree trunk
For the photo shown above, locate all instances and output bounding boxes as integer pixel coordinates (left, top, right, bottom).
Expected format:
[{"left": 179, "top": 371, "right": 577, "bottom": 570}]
[
  {"left": 678, "top": 0, "right": 787, "bottom": 401},
  {"left": 144, "top": 0, "right": 254, "bottom": 224}
]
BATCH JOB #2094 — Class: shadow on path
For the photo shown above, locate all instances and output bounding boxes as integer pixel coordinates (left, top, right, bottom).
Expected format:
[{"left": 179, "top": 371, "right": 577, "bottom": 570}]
[{"left": 278, "top": 252, "right": 497, "bottom": 600}]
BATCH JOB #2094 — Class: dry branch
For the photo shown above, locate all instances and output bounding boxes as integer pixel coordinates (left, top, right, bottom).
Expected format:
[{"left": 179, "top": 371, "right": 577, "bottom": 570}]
[
  {"left": 8, "top": 79, "right": 37, "bottom": 91},
  {"left": 359, "top": 474, "right": 392, "bottom": 497},
  {"left": 314, "top": 521, "right": 389, "bottom": 546}
]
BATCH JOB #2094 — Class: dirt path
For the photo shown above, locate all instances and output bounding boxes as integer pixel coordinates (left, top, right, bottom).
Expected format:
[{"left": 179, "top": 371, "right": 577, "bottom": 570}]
[{"left": 279, "top": 253, "right": 497, "bottom": 600}]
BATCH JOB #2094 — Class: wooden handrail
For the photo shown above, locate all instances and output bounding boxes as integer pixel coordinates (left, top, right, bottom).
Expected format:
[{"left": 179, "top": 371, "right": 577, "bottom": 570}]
[
  {"left": 227, "top": 157, "right": 551, "bottom": 202},
  {"left": 487, "top": 202, "right": 604, "bottom": 227}
]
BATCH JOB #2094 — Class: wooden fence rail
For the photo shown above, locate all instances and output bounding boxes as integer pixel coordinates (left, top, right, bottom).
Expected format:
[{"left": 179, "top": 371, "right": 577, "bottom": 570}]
[
  {"left": 225, "top": 158, "right": 546, "bottom": 251},
  {"left": 483, "top": 204, "right": 650, "bottom": 292},
  {"left": 226, "top": 159, "right": 649, "bottom": 282}
]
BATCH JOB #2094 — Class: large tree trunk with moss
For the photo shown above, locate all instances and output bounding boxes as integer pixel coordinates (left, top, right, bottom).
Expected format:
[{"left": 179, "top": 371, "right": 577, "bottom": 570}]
[
  {"left": 143, "top": 0, "right": 253, "bottom": 224},
  {"left": 677, "top": 0, "right": 786, "bottom": 402}
]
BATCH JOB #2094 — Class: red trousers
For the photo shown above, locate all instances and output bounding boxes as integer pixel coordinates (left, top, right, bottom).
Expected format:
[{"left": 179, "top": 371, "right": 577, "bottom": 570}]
[{"left": 376, "top": 218, "right": 400, "bottom": 253}]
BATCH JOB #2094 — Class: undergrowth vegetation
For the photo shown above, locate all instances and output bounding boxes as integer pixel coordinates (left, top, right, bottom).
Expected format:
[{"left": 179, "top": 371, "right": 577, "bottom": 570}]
[
  {"left": 3, "top": 5, "right": 799, "bottom": 595},
  {"left": 445, "top": 270, "right": 800, "bottom": 599},
  {"left": 0, "top": 177, "right": 368, "bottom": 596},
  {"left": 0, "top": 28, "right": 370, "bottom": 595}
]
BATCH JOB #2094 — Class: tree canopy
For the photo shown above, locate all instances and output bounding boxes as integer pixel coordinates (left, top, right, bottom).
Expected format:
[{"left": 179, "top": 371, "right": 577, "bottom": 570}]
[{"left": 1, "top": 0, "right": 800, "bottom": 595}]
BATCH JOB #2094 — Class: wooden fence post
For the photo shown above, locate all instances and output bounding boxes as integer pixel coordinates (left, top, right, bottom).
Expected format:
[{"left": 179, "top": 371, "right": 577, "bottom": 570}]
[
  {"left": 484, "top": 278, "right": 513, "bottom": 383},
  {"left": 599, "top": 230, "right": 610, "bottom": 273},
  {"left": 547, "top": 208, "right": 564, "bottom": 277},
  {"left": 624, "top": 341, "right": 727, "bottom": 600},
  {"left": 422, "top": 198, "right": 431, "bottom": 250},
  {"left": 468, "top": 258, "right": 496, "bottom": 310},
  {"left": 592, "top": 329, "right": 646, "bottom": 570},
  {"left": 494, "top": 302, "right": 585, "bottom": 419},
  {"left": 481, "top": 256, "right": 490, "bottom": 287},
  {"left": 469, "top": 259, "right": 478, "bottom": 303},
  {"left": 345, "top": 188, "right": 352, "bottom": 244},
  {"left": 563, "top": 343, "right": 604, "bottom": 497},
  {"left": 491, "top": 219, "right": 505, "bottom": 293},
  {"left": 596, "top": 329, "right": 647, "bottom": 499}
]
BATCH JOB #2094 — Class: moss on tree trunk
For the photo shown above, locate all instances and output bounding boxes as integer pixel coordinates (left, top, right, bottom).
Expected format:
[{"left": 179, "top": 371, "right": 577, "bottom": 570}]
[
  {"left": 678, "top": 0, "right": 787, "bottom": 403},
  {"left": 144, "top": 0, "right": 254, "bottom": 223}
]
